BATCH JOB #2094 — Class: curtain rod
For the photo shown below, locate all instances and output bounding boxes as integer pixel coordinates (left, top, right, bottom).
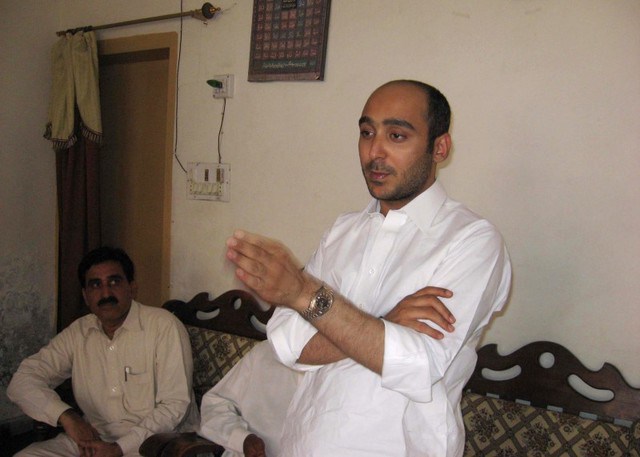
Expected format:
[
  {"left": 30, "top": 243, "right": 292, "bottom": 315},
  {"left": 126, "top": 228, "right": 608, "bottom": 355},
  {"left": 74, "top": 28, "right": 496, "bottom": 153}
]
[{"left": 55, "top": 2, "right": 220, "bottom": 36}]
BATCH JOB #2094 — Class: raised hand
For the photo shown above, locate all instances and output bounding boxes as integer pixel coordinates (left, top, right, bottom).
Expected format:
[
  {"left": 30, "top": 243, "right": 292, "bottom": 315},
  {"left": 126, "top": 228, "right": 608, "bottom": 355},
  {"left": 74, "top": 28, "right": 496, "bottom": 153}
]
[{"left": 226, "top": 230, "right": 306, "bottom": 309}]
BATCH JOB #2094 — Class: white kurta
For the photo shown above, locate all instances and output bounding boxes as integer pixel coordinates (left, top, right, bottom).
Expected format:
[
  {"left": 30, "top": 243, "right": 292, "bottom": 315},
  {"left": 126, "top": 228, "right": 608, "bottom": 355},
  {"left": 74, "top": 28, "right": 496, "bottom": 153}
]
[
  {"left": 268, "top": 181, "right": 512, "bottom": 457},
  {"left": 198, "top": 340, "right": 301, "bottom": 457},
  {"left": 7, "top": 300, "right": 199, "bottom": 455}
]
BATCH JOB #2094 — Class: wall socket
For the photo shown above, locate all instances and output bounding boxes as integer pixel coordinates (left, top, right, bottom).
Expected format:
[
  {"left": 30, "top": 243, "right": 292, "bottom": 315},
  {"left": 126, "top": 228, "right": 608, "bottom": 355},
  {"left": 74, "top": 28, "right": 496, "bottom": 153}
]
[
  {"left": 187, "top": 162, "right": 230, "bottom": 202},
  {"left": 212, "top": 74, "right": 234, "bottom": 98}
]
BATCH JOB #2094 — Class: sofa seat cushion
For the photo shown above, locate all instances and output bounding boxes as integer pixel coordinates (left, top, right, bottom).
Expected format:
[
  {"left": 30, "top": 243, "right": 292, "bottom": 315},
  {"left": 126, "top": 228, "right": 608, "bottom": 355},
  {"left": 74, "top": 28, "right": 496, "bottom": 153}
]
[
  {"left": 462, "top": 392, "right": 636, "bottom": 456},
  {"left": 187, "top": 326, "right": 261, "bottom": 404},
  {"left": 630, "top": 420, "right": 640, "bottom": 456}
]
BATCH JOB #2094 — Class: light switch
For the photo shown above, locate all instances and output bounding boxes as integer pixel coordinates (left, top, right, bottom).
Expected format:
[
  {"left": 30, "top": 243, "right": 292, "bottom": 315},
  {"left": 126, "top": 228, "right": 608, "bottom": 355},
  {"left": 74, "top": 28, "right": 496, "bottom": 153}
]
[{"left": 187, "top": 162, "right": 230, "bottom": 202}]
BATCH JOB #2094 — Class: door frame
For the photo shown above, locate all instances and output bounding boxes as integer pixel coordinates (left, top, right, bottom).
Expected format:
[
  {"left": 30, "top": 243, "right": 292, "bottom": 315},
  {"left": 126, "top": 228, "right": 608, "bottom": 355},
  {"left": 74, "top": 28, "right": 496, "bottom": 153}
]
[{"left": 98, "top": 32, "right": 177, "bottom": 304}]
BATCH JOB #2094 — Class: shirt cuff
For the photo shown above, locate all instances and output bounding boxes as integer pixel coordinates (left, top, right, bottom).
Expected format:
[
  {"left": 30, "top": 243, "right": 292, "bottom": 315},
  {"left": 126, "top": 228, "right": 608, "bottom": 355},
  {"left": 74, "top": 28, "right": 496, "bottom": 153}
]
[
  {"left": 381, "top": 320, "right": 433, "bottom": 403},
  {"left": 45, "top": 400, "right": 74, "bottom": 428},
  {"left": 116, "top": 433, "right": 140, "bottom": 456},
  {"left": 228, "top": 427, "right": 252, "bottom": 453},
  {"left": 268, "top": 312, "right": 318, "bottom": 368}
]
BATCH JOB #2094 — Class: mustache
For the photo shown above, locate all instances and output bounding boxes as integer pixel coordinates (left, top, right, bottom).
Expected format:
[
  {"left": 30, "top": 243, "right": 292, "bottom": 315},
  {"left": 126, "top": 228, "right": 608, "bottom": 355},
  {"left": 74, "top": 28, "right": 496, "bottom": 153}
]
[
  {"left": 365, "top": 160, "right": 395, "bottom": 175},
  {"left": 98, "top": 296, "right": 118, "bottom": 306}
]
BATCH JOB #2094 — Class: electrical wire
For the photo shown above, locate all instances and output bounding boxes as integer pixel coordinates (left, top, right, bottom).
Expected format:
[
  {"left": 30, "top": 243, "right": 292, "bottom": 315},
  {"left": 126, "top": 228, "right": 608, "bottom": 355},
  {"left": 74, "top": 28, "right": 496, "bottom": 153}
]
[
  {"left": 173, "top": 0, "right": 187, "bottom": 174},
  {"left": 175, "top": 1, "right": 226, "bottom": 170},
  {"left": 175, "top": 1, "right": 226, "bottom": 169},
  {"left": 217, "top": 97, "right": 227, "bottom": 164}
]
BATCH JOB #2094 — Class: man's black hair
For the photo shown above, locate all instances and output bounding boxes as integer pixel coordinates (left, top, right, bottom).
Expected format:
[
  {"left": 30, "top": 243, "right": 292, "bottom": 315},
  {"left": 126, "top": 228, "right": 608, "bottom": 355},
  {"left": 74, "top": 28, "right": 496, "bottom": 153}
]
[
  {"left": 77, "top": 246, "right": 135, "bottom": 288},
  {"left": 385, "top": 80, "right": 451, "bottom": 148}
]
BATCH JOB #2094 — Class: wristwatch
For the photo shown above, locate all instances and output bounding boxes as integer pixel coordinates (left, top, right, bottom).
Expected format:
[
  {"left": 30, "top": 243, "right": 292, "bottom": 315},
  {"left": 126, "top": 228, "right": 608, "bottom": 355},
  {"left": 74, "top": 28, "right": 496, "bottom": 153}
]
[{"left": 301, "top": 284, "right": 335, "bottom": 321}]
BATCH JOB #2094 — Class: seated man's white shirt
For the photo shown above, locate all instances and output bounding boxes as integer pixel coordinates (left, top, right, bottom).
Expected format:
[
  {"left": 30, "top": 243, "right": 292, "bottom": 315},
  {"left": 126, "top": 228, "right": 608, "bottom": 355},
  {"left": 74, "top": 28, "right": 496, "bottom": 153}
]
[
  {"left": 267, "top": 181, "right": 512, "bottom": 457},
  {"left": 7, "top": 300, "right": 199, "bottom": 456},
  {"left": 198, "top": 340, "right": 301, "bottom": 457}
]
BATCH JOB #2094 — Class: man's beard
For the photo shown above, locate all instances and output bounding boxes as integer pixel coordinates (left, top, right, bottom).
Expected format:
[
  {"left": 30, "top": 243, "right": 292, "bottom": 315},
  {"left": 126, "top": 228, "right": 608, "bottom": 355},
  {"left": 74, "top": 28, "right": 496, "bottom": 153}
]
[{"left": 363, "top": 153, "right": 432, "bottom": 203}]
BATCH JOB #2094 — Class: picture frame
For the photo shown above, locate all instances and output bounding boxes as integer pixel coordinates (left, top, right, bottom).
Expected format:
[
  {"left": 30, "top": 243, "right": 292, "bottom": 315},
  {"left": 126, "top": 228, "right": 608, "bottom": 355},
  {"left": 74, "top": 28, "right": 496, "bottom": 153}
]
[{"left": 248, "top": 0, "right": 332, "bottom": 81}]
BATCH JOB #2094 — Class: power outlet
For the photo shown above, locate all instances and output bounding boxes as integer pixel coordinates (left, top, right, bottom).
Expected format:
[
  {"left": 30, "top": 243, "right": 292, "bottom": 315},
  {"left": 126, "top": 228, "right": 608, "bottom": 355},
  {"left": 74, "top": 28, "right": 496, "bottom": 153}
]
[
  {"left": 212, "top": 74, "right": 234, "bottom": 98},
  {"left": 187, "top": 162, "right": 230, "bottom": 202}
]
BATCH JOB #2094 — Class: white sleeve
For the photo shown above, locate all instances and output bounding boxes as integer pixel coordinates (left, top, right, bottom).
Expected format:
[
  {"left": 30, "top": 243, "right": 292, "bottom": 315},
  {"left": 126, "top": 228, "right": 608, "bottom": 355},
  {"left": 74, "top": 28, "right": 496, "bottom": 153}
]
[
  {"left": 198, "top": 343, "right": 260, "bottom": 453},
  {"left": 266, "top": 231, "right": 328, "bottom": 370},
  {"left": 381, "top": 222, "right": 511, "bottom": 402},
  {"left": 266, "top": 307, "right": 320, "bottom": 370},
  {"left": 6, "top": 327, "right": 76, "bottom": 426}
]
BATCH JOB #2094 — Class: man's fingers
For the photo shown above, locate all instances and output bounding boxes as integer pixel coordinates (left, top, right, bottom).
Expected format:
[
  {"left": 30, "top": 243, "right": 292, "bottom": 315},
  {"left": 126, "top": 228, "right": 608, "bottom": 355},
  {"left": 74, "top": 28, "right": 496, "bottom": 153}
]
[
  {"left": 406, "top": 293, "right": 456, "bottom": 324},
  {"left": 427, "top": 300, "right": 455, "bottom": 325},
  {"left": 227, "top": 237, "right": 269, "bottom": 282},
  {"left": 234, "top": 267, "right": 260, "bottom": 289},
  {"left": 227, "top": 233, "right": 265, "bottom": 263},
  {"left": 397, "top": 307, "right": 454, "bottom": 332},
  {"left": 233, "top": 230, "right": 282, "bottom": 256},
  {"left": 423, "top": 310, "right": 455, "bottom": 332},
  {"left": 231, "top": 230, "right": 304, "bottom": 269},
  {"left": 412, "top": 285, "right": 453, "bottom": 299},
  {"left": 409, "top": 320, "right": 445, "bottom": 339}
]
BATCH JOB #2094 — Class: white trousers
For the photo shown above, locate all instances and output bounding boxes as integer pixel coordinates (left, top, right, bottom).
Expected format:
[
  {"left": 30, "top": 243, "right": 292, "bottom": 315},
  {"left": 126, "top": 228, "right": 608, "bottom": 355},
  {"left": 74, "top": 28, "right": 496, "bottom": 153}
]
[{"left": 14, "top": 433, "right": 141, "bottom": 457}]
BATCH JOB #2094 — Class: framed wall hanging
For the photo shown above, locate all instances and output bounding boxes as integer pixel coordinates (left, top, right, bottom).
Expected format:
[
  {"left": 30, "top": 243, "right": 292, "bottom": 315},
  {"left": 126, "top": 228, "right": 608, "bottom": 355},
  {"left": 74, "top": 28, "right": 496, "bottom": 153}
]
[{"left": 248, "top": 0, "right": 331, "bottom": 81}]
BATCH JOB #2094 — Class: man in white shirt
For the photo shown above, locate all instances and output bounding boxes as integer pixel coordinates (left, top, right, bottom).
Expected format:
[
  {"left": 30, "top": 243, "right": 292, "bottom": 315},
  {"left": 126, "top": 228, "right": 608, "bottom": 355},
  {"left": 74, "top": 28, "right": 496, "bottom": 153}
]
[
  {"left": 198, "top": 340, "right": 301, "bottom": 457},
  {"left": 225, "top": 80, "right": 512, "bottom": 456},
  {"left": 8, "top": 246, "right": 199, "bottom": 457},
  {"left": 197, "top": 297, "right": 455, "bottom": 457}
]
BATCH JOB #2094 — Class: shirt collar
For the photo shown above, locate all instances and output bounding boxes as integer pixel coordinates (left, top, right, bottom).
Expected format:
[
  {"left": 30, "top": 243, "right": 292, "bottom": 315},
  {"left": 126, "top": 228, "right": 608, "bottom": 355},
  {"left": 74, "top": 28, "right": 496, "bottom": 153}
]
[
  {"left": 120, "top": 299, "right": 142, "bottom": 332},
  {"left": 366, "top": 180, "right": 448, "bottom": 234}
]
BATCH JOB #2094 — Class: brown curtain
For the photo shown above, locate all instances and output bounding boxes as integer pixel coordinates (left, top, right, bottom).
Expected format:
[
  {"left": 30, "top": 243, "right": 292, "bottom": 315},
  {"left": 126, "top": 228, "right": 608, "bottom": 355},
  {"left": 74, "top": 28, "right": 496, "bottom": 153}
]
[
  {"left": 45, "top": 31, "right": 103, "bottom": 331},
  {"left": 55, "top": 133, "right": 101, "bottom": 330}
]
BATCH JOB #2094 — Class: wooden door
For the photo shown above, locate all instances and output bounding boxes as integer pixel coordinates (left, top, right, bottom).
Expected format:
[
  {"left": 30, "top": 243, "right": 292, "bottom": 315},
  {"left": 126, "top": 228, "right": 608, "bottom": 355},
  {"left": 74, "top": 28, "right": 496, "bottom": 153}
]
[{"left": 98, "top": 33, "right": 177, "bottom": 307}]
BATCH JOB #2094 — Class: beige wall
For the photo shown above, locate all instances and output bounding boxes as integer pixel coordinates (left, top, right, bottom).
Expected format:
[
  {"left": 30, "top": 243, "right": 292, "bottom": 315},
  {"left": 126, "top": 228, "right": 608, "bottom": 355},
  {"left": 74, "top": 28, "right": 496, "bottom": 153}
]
[
  {"left": 0, "top": 1, "right": 58, "bottom": 422},
  {"left": 1, "top": 1, "right": 638, "bottom": 422}
]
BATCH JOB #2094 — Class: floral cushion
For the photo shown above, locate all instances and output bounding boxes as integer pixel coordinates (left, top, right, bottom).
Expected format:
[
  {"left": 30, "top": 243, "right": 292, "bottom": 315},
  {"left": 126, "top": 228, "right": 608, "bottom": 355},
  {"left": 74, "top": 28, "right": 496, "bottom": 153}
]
[
  {"left": 187, "top": 326, "right": 261, "bottom": 405},
  {"left": 630, "top": 420, "right": 640, "bottom": 456},
  {"left": 462, "top": 392, "right": 638, "bottom": 456}
]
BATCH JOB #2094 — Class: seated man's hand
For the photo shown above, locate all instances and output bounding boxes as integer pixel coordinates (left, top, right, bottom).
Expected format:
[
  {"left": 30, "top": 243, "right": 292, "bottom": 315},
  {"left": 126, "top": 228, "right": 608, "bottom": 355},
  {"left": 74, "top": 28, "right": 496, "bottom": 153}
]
[
  {"left": 57, "top": 409, "right": 99, "bottom": 453},
  {"left": 384, "top": 286, "right": 455, "bottom": 339},
  {"left": 243, "top": 433, "right": 267, "bottom": 457},
  {"left": 79, "top": 440, "right": 123, "bottom": 457}
]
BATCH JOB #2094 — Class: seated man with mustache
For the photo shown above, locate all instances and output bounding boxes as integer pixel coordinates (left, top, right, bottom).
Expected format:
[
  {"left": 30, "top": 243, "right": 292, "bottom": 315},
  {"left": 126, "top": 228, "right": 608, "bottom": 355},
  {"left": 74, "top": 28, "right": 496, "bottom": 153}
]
[{"left": 8, "top": 246, "right": 199, "bottom": 457}]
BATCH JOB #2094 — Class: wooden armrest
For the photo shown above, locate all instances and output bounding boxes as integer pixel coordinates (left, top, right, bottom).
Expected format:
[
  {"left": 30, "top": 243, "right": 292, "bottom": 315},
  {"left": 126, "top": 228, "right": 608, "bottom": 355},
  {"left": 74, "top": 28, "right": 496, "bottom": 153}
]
[{"left": 139, "top": 432, "right": 225, "bottom": 457}]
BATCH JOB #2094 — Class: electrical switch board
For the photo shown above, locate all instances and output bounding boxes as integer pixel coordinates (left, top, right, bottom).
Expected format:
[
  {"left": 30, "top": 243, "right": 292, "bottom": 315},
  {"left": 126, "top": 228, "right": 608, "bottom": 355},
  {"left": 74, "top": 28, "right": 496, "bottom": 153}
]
[{"left": 187, "top": 162, "right": 230, "bottom": 202}]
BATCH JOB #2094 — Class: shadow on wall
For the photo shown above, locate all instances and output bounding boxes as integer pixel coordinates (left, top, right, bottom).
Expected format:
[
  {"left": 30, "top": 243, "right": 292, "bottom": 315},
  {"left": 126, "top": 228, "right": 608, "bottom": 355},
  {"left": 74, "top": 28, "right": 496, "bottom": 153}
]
[{"left": 0, "top": 254, "right": 54, "bottom": 421}]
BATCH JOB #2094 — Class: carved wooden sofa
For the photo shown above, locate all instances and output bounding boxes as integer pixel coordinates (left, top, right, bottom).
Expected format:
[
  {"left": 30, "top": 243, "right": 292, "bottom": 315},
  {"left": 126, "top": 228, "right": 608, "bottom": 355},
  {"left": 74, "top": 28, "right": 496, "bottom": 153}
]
[
  {"left": 462, "top": 342, "right": 639, "bottom": 455},
  {"left": 140, "top": 290, "right": 272, "bottom": 457},
  {"left": 140, "top": 291, "right": 640, "bottom": 456}
]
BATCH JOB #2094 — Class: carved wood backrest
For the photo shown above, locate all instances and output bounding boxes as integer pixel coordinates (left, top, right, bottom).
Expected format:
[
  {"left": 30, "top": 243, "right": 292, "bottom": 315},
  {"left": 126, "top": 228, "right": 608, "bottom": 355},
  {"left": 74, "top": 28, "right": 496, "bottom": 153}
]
[
  {"left": 465, "top": 341, "right": 640, "bottom": 423},
  {"left": 163, "top": 290, "right": 274, "bottom": 341}
]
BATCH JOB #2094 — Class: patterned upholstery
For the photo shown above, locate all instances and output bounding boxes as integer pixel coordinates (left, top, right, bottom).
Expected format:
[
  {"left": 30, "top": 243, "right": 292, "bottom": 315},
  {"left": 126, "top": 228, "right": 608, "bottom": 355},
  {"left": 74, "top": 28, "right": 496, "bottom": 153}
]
[
  {"left": 462, "top": 392, "right": 639, "bottom": 456},
  {"left": 187, "top": 325, "right": 261, "bottom": 405},
  {"left": 632, "top": 421, "right": 640, "bottom": 456},
  {"left": 183, "top": 322, "right": 640, "bottom": 456}
]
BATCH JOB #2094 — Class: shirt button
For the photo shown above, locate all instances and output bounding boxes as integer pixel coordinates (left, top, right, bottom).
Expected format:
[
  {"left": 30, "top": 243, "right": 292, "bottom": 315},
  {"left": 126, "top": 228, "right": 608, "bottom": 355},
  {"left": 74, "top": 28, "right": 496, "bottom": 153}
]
[
  {"left": 111, "top": 387, "right": 117, "bottom": 393},
  {"left": 108, "top": 345, "right": 115, "bottom": 351},
  {"left": 369, "top": 268, "right": 375, "bottom": 275}
]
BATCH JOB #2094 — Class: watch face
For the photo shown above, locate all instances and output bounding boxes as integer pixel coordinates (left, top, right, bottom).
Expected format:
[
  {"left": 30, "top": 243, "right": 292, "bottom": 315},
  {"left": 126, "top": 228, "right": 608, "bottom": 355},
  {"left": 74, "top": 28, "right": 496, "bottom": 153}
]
[
  {"left": 317, "top": 295, "right": 331, "bottom": 310},
  {"left": 315, "top": 287, "right": 334, "bottom": 311},
  {"left": 304, "top": 285, "right": 334, "bottom": 320}
]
